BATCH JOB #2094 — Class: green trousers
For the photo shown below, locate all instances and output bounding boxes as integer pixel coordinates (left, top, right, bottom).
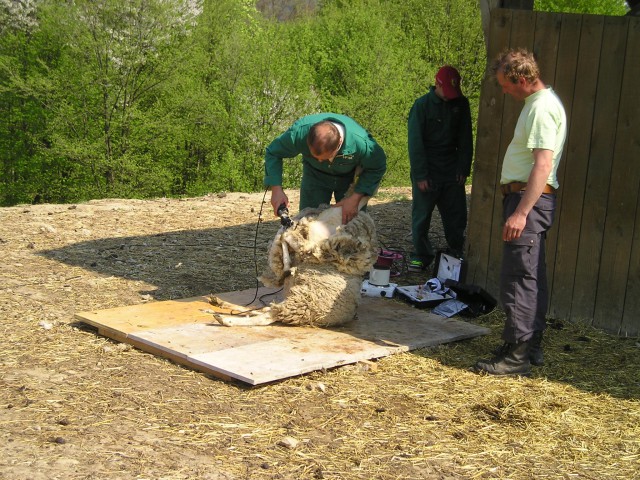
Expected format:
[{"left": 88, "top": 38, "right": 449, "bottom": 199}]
[
  {"left": 299, "top": 162, "right": 356, "bottom": 210},
  {"left": 411, "top": 181, "right": 467, "bottom": 263}
]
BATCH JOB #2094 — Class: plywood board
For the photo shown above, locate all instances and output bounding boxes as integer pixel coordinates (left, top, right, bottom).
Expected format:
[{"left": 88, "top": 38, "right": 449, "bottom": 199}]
[{"left": 76, "top": 288, "right": 489, "bottom": 385}]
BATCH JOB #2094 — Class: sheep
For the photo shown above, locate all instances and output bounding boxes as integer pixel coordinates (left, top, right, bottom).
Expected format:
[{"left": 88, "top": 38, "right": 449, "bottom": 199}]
[{"left": 211, "top": 198, "right": 378, "bottom": 327}]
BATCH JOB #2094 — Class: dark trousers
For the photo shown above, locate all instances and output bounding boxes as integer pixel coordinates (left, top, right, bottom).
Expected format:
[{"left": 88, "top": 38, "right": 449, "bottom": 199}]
[
  {"left": 299, "top": 163, "right": 355, "bottom": 210},
  {"left": 500, "top": 192, "right": 556, "bottom": 343},
  {"left": 411, "top": 181, "right": 467, "bottom": 262}
]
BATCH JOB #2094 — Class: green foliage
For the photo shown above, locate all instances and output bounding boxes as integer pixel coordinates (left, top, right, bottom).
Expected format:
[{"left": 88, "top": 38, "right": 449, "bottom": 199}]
[
  {"left": 534, "top": 0, "right": 628, "bottom": 15},
  {"left": 390, "top": 0, "right": 485, "bottom": 180},
  {"left": 0, "top": 0, "right": 486, "bottom": 205},
  {"left": 305, "top": 0, "right": 484, "bottom": 187},
  {"left": 309, "top": 0, "right": 414, "bottom": 184}
]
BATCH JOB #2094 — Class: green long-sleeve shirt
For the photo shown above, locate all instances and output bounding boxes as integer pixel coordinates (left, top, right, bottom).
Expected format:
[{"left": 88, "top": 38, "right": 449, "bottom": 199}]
[
  {"left": 408, "top": 87, "right": 473, "bottom": 183},
  {"left": 264, "top": 113, "right": 387, "bottom": 197}
]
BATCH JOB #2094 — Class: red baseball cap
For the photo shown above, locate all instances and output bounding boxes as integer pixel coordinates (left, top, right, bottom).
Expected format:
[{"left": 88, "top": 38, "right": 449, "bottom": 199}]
[{"left": 435, "top": 66, "right": 462, "bottom": 99}]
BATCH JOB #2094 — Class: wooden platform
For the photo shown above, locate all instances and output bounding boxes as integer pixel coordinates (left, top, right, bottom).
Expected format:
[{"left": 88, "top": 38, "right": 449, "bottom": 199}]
[{"left": 76, "top": 288, "right": 489, "bottom": 385}]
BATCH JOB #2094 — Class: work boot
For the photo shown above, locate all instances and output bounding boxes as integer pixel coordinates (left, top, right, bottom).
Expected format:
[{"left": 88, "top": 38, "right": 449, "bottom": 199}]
[
  {"left": 475, "top": 341, "right": 531, "bottom": 377},
  {"left": 529, "top": 331, "right": 544, "bottom": 367},
  {"left": 491, "top": 331, "right": 544, "bottom": 366}
]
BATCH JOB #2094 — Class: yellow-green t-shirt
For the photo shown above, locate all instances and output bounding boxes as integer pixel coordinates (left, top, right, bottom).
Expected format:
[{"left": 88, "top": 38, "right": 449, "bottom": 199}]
[{"left": 501, "top": 87, "right": 567, "bottom": 189}]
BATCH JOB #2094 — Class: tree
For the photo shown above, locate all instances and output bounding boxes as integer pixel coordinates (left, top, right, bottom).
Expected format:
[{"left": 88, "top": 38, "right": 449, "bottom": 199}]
[
  {"left": 40, "top": 0, "right": 203, "bottom": 199},
  {"left": 0, "top": 0, "right": 490, "bottom": 204},
  {"left": 0, "top": 0, "right": 57, "bottom": 204},
  {"left": 172, "top": 0, "right": 320, "bottom": 194}
]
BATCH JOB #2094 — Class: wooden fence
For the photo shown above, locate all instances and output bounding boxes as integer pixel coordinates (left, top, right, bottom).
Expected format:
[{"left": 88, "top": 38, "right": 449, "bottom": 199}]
[{"left": 467, "top": 9, "right": 640, "bottom": 336}]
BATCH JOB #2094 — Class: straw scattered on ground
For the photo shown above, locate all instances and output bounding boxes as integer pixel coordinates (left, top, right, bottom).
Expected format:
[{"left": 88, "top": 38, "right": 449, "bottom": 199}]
[{"left": 1, "top": 188, "right": 639, "bottom": 480}]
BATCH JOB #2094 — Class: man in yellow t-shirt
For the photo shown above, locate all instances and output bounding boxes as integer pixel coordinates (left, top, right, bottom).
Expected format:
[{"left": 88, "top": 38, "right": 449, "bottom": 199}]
[{"left": 475, "top": 48, "right": 567, "bottom": 377}]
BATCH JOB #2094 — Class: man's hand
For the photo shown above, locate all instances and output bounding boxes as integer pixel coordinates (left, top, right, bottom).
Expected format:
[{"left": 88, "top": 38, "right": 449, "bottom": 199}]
[
  {"left": 334, "top": 193, "right": 364, "bottom": 224},
  {"left": 416, "top": 179, "right": 431, "bottom": 192},
  {"left": 269, "top": 186, "right": 288, "bottom": 217},
  {"left": 502, "top": 210, "right": 527, "bottom": 241}
]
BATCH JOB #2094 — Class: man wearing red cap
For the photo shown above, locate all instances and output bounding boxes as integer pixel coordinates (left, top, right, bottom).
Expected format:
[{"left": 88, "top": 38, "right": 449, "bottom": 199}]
[{"left": 407, "top": 65, "right": 473, "bottom": 271}]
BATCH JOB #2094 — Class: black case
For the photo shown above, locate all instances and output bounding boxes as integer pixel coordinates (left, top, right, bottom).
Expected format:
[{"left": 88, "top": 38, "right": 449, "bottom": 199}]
[{"left": 443, "top": 279, "right": 497, "bottom": 317}]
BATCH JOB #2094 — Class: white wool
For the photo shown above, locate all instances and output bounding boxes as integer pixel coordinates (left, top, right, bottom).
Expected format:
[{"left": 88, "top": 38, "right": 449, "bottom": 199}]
[
  {"left": 307, "top": 206, "right": 342, "bottom": 244},
  {"left": 258, "top": 200, "right": 378, "bottom": 327}
]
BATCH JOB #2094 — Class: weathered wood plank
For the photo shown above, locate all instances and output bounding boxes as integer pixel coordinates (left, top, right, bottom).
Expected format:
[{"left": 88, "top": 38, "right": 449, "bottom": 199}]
[
  {"left": 502, "top": 0, "right": 534, "bottom": 8},
  {"left": 467, "top": 8, "right": 512, "bottom": 290},
  {"left": 549, "top": 14, "right": 601, "bottom": 320},
  {"left": 594, "top": 17, "right": 640, "bottom": 334},
  {"left": 620, "top": 20, "right": 640, "bottom": 336},
  {"left": 76, "top": 295, "right": 218, "bottom": 333},
  {"left": 621, "top": 184, "right": 640, "bottom": 335},
  {"left": 571, "top": 16, "right": 628, "bottom": 324},
  {"left": 485, "top": 10, "right": 538, "bottom": 292},
  {"left": 532, "top": 10, "right": 561, "bottom": 81}
]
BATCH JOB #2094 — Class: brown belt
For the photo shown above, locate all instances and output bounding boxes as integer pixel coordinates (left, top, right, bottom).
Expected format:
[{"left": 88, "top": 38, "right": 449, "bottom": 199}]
[{"left": 500, "top": 181, "right": 556, "bottom": 196}]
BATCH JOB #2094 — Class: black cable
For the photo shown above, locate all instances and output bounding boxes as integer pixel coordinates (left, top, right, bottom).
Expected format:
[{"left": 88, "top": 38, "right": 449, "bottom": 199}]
[
  {"left": 259, "top": 287, "right": 283, "bottom": 306},
  {"left": 242, "top": 188, "right": 270, "bottom": 307}
]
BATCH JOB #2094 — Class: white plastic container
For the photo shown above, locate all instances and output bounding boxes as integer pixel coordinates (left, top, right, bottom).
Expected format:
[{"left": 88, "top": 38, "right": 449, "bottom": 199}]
[{"left": 369, "top": 264, "right": 391, "bottom": 286}]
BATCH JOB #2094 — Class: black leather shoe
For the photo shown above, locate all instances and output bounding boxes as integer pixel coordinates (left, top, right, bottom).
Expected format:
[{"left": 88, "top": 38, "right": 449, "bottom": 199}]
[
  {"left": 491, "top": 331, "right": 544, "bottom": 367},
  {"left": 475, "top": 341, "right": 531, "bottom": 377},
  {"left": 529, "top": 331, "right": 544, "bottom": 366}
]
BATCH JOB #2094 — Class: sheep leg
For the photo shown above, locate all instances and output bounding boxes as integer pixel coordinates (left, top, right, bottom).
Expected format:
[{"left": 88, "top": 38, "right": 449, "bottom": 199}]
[
  {"left": 208, "top": 295, "right": 263, "bottom": 315},
  {"left": 281, "top": 240, "right": 292, "bottom": 275}
]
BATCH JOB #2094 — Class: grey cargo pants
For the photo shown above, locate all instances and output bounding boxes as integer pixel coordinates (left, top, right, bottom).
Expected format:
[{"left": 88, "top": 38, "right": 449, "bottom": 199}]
[{"left": 500, "top": 192, "right": 556, "bottom": 343}]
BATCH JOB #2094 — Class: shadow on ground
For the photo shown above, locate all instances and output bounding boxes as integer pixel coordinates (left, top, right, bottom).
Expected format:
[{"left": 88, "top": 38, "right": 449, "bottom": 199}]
[
  {"left": 415, "top": 311, "right": 640, "bottom": 401},
  {"left": 38, "top": 199, "right": 640, "bottom": 400}
]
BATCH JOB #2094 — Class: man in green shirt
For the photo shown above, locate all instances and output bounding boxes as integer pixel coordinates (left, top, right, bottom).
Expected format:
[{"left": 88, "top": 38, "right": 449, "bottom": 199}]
[
  {"left": 264, "top": 113, "right": 387, "bottom": 225},
  {"left": 407, "top": 65, "right": 473, "bottom": 271}
]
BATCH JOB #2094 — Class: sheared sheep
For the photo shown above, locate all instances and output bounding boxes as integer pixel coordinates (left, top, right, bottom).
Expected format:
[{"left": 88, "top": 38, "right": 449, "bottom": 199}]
[{"left": 211, "top": 198, "right": 378, "bottom": 327}]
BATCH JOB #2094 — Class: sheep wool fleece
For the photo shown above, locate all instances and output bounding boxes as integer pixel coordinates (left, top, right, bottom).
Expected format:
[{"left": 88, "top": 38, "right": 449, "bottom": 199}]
[{"left": 260, "top": 207, "right": 378, "bottom": 327}]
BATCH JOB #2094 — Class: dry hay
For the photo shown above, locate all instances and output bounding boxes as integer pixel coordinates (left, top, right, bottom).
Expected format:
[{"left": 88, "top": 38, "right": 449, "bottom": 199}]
[{"left": 1, "top": 188, "right": 639, "bottom": 480}]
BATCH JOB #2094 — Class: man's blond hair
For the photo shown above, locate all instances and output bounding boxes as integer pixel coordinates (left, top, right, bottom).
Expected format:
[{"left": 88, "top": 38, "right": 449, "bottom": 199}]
[{"left": 492, "top": 48, "right": 540, "bottom": 84}]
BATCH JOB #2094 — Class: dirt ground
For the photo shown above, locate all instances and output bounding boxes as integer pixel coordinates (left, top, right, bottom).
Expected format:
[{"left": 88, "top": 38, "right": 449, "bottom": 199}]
[{"left": 1, "top": 188, "right": 639, "bottom": 480}]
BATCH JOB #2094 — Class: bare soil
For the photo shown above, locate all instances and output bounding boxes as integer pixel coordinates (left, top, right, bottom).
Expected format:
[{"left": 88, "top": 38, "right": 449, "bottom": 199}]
[{"left": 1, "top": 188, "right": 638, "bottom": 480}]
